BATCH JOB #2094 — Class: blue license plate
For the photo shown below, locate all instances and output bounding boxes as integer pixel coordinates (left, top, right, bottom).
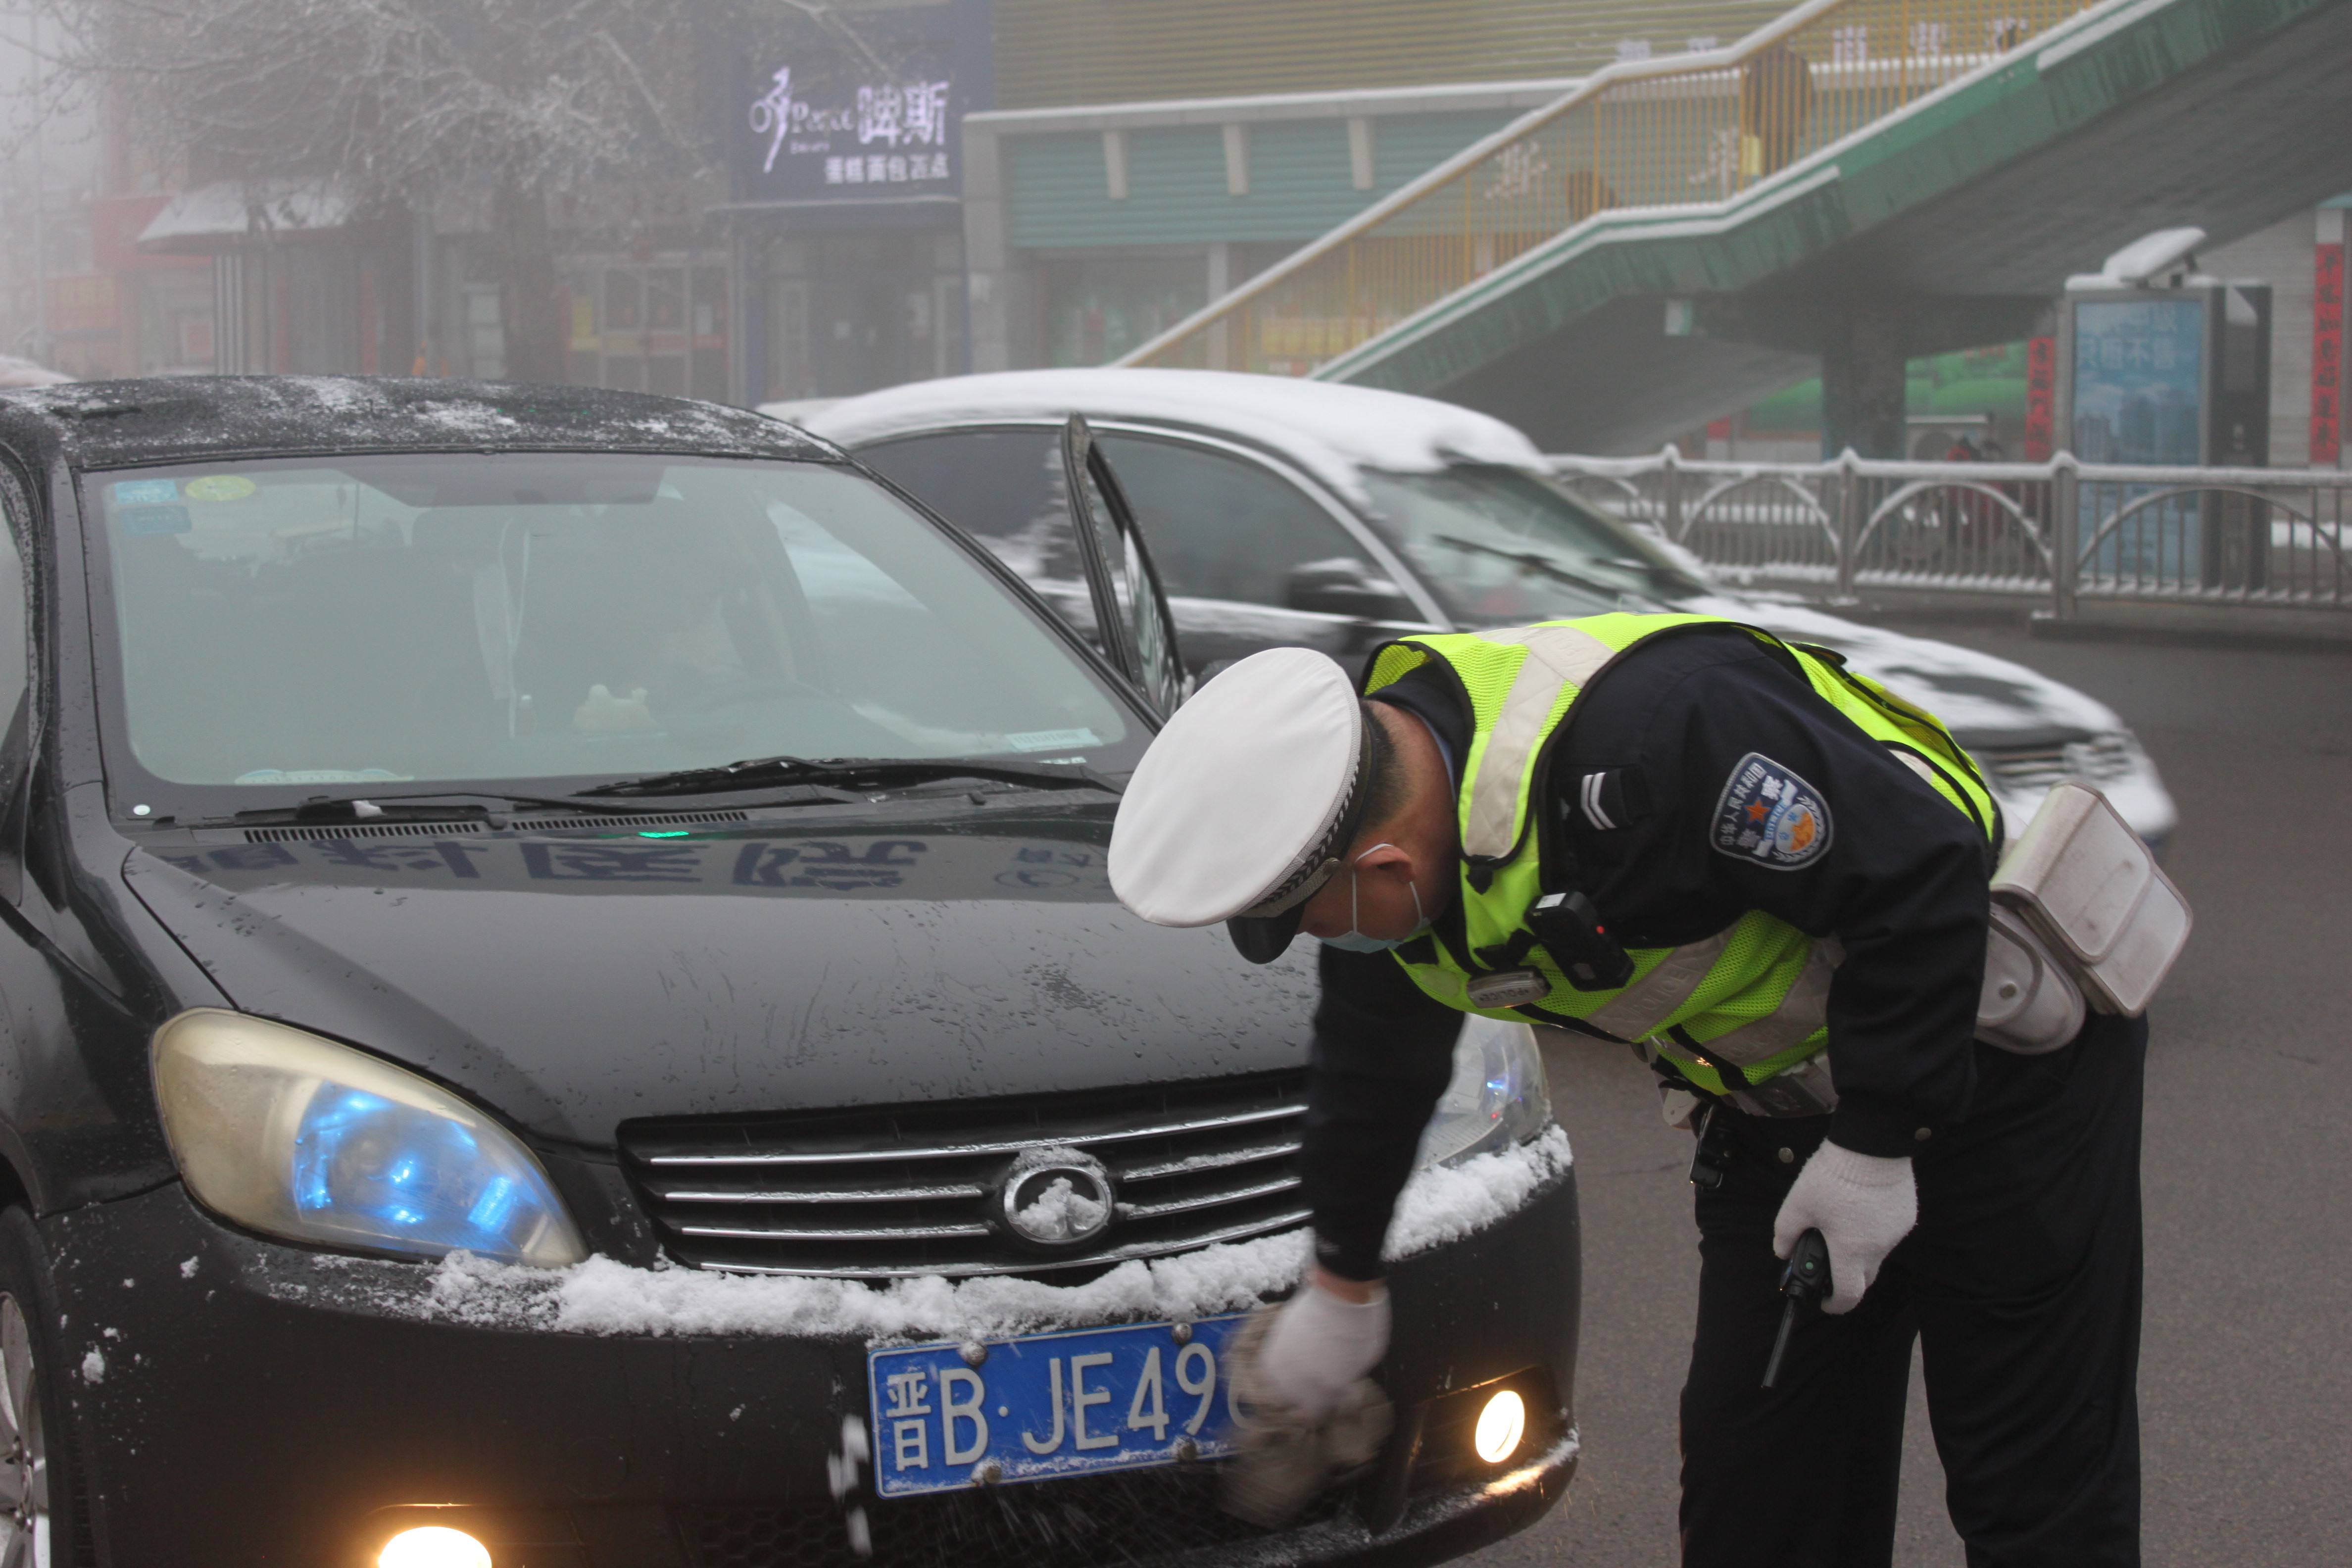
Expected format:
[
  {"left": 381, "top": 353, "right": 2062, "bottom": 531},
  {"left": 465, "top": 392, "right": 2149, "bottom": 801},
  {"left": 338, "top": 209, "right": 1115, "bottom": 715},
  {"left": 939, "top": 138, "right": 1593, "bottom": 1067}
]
[{"left": 867, "top": 1315, "right": 1247, "bottom": 1497}]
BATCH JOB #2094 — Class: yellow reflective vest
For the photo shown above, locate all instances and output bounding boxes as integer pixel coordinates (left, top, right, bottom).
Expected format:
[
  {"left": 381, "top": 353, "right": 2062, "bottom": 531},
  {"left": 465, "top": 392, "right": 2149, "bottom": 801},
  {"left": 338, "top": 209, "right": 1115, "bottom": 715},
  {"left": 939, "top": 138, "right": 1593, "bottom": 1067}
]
[{"left": 1363, "top": 614, "right": 2000, "bottom": 1107}]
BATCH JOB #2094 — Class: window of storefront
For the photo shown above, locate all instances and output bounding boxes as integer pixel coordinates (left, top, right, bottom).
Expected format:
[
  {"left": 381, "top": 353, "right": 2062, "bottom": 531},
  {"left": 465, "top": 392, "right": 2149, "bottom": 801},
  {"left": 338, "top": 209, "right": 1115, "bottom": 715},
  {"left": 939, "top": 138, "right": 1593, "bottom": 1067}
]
[
  {"left": 759, "top": 230, "right": 964, "bottom": 402},
  {"left": 561, "top": 255, "right": 732, "bottom": 400}
]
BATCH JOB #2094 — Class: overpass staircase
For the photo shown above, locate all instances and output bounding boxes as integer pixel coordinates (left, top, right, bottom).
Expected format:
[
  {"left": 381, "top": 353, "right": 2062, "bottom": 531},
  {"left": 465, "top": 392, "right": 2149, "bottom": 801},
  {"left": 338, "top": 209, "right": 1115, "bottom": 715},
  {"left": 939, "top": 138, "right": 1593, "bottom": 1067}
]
[{"left": 1119, "top": 0, "right": 2352, "bottom": 453}]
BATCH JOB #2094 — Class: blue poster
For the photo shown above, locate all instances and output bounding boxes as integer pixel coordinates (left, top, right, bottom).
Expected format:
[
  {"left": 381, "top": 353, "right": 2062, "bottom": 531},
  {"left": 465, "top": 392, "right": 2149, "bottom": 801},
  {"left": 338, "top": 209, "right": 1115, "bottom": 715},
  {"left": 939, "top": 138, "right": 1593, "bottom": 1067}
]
[
  {"left": 2071, "top": 298, "right": 2204, "bottom": 580},
  {"left": 2071, "top": 300, "right": 2203, "bottom": 464}
]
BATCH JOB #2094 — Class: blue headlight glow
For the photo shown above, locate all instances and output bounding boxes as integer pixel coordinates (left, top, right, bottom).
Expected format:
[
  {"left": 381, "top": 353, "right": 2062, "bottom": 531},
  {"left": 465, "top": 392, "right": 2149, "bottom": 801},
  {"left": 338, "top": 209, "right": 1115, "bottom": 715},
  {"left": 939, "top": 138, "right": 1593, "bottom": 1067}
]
[
  {"left": 151, "top": 1010, "right": 586, "bottom": 1269},
  {"left": 290, "top": 1084, "right": 571, "bottom": 1259}
]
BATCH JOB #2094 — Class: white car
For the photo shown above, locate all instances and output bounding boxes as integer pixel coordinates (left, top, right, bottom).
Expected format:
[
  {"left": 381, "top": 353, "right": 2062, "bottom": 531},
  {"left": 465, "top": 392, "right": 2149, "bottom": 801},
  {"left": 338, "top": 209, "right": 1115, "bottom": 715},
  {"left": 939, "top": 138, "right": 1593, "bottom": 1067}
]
[{"left": 796, "top": 370, "right": 2176, "bottom": 847}]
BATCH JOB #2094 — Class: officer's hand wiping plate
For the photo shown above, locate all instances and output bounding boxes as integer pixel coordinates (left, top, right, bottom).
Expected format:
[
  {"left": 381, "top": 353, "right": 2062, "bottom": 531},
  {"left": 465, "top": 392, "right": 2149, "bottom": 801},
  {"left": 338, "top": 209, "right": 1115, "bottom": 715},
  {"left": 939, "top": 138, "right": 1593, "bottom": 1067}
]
[{"left": 1218, "top": 1279, "right": 1394, "bottom": 1526}]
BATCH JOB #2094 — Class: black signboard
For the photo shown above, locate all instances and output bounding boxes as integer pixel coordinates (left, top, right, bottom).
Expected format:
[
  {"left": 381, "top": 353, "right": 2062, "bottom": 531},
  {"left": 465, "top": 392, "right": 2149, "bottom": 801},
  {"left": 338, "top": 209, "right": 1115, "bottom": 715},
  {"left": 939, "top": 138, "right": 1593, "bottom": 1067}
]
[{"left": 723, "top": 0, "right": 992, "bottom": 208}]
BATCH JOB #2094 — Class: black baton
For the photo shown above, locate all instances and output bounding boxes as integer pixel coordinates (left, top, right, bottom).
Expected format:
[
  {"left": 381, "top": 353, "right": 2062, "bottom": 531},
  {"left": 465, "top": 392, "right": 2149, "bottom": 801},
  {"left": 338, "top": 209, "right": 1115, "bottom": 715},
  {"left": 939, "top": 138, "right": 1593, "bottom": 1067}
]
[{"left": 1761, "top": 1228, "right": 1830, "bottom": 1389}]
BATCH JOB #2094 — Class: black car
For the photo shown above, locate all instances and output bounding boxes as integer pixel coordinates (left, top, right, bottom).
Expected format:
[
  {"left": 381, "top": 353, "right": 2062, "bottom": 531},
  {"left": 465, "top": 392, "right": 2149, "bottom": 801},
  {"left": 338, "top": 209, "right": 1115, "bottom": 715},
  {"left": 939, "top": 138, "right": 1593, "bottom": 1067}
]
[{"left": 0, "top": 378, "right": 1575, "bottom": 1567}]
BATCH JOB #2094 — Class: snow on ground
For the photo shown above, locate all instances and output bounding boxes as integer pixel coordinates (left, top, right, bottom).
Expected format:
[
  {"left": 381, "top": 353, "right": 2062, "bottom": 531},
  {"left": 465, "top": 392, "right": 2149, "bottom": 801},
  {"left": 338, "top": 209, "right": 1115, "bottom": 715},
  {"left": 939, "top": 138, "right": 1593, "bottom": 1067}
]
[{"left": 407, "top": 1126, "right": 1570, "bottom": 1346}]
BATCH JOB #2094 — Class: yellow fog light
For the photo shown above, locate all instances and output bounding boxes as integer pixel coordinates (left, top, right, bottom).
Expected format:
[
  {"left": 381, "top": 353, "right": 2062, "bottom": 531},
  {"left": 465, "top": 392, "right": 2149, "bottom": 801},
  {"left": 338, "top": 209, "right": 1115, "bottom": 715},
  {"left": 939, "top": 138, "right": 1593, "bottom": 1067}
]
[
  {"left": 1472, "top": 1388, "right": 1526, "bottom": 1464},
  {"left": 379, "top": 1526, "right": 492, "bottom": 1568}
]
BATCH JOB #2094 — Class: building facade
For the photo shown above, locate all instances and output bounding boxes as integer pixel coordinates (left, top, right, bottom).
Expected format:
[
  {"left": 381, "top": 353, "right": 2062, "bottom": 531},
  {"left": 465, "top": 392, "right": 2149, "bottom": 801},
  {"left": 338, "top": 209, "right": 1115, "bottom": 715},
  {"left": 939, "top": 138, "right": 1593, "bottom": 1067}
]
[{"left": 962, "top": 80, "right": 1581, "bottom": 373}]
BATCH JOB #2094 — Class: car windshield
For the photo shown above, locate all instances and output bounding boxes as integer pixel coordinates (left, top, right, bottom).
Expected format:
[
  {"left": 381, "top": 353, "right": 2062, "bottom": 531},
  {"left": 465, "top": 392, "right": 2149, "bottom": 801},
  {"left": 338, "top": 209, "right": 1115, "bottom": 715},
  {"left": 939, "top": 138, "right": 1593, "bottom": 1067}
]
[
  {"left": 1358, "top": 465, "right": 1705, "bottom": 624},
  {"left": 88, "top": 453, "right": 1136, "bottom": 807}
]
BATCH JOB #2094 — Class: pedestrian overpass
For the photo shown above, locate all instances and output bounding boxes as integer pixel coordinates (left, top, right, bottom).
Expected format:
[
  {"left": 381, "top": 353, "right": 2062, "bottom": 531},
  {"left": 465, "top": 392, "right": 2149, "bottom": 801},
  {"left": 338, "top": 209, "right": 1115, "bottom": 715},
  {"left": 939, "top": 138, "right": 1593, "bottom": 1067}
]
[{"left": 1118, "top": 0, "right": 2352, "bottom": 455}]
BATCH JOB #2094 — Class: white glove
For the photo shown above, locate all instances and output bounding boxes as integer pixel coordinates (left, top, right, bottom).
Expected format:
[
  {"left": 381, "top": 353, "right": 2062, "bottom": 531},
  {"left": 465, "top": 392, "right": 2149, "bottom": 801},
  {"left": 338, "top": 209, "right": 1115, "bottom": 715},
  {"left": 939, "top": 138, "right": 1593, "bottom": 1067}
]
[
  {"left": 1772, "top": 1141, "right": 1916, "bottom": 1315},
  {"left": 1252, "top": 1275, "right": 1391, "bottom": 1420}
]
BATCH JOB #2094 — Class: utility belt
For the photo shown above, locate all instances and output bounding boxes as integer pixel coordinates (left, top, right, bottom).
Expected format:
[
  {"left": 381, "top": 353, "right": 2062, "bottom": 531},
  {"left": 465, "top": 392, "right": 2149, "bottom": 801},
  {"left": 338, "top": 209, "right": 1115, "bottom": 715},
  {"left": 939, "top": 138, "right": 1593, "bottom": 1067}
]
[{"left": 1657, "top": 782, "right": 2192, "bottom": 1124}]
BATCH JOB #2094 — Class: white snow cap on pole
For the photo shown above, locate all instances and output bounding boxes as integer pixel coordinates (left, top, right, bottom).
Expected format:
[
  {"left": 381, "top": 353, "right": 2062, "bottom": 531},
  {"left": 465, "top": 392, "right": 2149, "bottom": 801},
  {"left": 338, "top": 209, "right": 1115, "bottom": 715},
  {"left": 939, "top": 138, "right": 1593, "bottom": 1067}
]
[{"left": 2067, "top": 227, "right": 2206, "bottom": 291}]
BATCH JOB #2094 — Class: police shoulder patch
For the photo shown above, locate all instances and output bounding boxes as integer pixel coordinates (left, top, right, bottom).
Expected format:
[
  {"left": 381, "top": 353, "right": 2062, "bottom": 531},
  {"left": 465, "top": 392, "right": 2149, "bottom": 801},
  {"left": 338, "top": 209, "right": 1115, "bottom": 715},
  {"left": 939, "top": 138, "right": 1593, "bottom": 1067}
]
[{"left": 1711, "top": 752, "right": 1831, "bottom": 870}]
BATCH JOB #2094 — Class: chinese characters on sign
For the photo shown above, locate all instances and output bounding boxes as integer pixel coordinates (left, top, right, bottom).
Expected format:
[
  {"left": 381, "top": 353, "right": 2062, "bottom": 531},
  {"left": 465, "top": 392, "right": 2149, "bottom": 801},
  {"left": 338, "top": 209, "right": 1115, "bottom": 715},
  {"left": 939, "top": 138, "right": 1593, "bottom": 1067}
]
[
  {"left": 744, "top": 62, "right": 956, "bottom": 195},
  {"left": 2311, "top": 242, "right": 2343, "bottom": 465}
]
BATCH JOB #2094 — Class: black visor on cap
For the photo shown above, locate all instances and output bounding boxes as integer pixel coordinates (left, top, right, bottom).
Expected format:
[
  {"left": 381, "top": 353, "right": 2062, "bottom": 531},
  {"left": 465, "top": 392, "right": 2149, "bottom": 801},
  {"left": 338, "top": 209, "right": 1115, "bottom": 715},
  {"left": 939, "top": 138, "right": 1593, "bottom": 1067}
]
[{"left": 1227, "top": 907, "right": 1305, "bottom": 965}]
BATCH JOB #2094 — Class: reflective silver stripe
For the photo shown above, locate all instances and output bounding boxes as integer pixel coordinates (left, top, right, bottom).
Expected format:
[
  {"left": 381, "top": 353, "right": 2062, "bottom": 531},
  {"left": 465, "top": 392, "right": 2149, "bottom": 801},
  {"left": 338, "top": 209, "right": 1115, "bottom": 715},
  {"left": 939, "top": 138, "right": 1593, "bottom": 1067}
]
[
  {"left": 1703, "top": 938, "right": 1846, "bottom": 1065},
  {"left": 1463, "top": 624, "right": 1617, "bottom": 859},
  {"left": 1584, "top": 927, "right": 1734, "bottom": 1041},
  {"left": 1582, "top": 771, "right": 1614, "bottom": 829}
]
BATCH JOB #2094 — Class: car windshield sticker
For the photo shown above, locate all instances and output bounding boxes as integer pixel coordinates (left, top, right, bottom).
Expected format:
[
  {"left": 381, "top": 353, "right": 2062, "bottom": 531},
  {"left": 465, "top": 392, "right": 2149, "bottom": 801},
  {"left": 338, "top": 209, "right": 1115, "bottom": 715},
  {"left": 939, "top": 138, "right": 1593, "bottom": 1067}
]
[
  {"left": 184, "top": 474, "right": 257, "bottom": 502},
  {"left": 115, "top": 504, "right": 192, "bottom": 537},
  {"left": 109, "top": 478, "right": 178, "bottom": 506},
  {"left": 1712, "top": 752, "right": 1831, "bottom": 870},
  {"left": 1004, "top": 728, "right": 1100, "bottom": 752}
]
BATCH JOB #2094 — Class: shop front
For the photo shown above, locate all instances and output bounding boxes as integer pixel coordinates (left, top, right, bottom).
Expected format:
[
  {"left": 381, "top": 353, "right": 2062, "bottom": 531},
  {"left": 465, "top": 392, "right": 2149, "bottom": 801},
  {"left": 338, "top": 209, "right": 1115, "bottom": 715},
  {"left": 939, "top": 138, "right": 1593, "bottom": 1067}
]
[{"left": 715, "top": 0, "right": 991, "bottom": 405}]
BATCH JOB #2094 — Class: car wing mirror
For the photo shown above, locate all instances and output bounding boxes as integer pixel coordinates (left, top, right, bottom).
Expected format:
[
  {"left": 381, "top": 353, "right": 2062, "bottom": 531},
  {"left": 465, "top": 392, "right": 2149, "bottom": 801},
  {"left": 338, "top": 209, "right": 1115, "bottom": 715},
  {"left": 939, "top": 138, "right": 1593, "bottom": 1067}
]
[
  {"left": 1283, "top": 558, "right": 1419, "bottom": 621},
  {"left": 1059, "top": 414, "right": 1187, "bottom": 717}
]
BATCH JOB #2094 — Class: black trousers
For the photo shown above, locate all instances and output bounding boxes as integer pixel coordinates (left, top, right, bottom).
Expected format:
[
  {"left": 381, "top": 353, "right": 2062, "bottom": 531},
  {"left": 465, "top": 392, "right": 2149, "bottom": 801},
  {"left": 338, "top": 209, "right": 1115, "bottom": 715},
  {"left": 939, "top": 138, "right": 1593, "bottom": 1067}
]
[{"left": 1679, "top": 1014, "right": 2147, "bottom": 1568}]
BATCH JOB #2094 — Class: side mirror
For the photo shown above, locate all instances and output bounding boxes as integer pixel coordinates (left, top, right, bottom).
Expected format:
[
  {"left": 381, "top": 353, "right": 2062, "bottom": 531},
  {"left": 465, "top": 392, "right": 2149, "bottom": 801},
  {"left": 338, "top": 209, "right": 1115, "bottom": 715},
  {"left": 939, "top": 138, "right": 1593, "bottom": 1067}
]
[{"left": 1283, "top": 558, "right": 1418, "bottom": 621}]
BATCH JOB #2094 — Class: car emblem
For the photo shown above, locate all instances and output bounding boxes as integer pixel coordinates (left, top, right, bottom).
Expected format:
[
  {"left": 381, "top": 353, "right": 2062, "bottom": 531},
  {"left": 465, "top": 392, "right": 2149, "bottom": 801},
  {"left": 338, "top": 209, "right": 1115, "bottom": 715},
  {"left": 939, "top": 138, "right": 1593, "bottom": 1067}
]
[{"left": 998, "top": 1152, "right": 1115, "bottom": 1247}]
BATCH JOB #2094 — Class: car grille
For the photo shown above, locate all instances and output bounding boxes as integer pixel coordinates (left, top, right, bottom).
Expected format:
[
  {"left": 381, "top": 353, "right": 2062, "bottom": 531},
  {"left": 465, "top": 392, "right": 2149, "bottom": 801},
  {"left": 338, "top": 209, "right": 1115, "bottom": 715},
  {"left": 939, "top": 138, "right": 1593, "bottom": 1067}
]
[
  {"left": 620, "top": 1070, "right": 1310, "bottom": 1279},
  {"left": 1973, "top": 733, "right": 2136, "bottom": 795},
  {"left": 680, "top": 1467, "right": 1325, "bottom": 1568}
]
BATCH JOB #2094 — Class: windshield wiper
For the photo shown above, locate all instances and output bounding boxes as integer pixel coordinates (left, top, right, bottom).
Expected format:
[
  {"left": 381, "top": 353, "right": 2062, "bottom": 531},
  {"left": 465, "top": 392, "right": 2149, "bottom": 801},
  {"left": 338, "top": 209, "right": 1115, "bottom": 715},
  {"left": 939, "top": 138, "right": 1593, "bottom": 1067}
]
[
  {"left": 580, "top": 755, "right": 1122, "bottom": 801},
  {"left": 166, "top": 787, "right": 838, "bottom": 830},
  {"left": 1434, "top": 534, "right": 1651, "bottom": 604}
]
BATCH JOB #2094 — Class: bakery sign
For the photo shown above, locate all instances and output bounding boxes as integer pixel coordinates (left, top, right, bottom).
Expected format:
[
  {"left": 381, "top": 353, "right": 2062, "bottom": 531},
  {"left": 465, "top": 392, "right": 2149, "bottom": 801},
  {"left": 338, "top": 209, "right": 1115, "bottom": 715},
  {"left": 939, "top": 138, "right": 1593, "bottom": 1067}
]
[
  {"left": 750, "top": 69, "right": 955, "bottom": 191},
  {"left": 726, "top": 3, "right": 981, "bottom": 206}
]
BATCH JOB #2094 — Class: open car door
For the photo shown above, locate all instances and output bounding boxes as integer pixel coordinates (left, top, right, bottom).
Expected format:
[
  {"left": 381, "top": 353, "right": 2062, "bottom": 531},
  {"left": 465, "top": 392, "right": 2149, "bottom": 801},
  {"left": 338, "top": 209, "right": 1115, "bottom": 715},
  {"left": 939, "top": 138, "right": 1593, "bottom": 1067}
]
[{"left": 1061, "top": 414, "right": 1187, "bottom": 717}]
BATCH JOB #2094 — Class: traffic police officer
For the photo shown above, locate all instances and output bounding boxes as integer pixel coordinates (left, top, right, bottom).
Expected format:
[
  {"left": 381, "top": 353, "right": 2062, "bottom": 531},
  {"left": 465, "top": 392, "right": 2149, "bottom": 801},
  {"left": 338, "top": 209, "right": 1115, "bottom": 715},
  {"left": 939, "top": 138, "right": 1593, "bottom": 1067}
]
[{"left": 1108, "top": 613, "right": 2146, "bottom": 1568}]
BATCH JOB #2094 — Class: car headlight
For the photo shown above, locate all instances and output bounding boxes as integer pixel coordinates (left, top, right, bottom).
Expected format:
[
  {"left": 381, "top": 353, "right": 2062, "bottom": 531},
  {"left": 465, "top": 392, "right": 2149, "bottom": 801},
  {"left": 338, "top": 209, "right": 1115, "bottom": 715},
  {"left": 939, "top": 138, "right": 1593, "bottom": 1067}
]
[
  {"left": 1417, "top": 1016, "right": 1553, "bottom": 1169},
  {"left": 152, "top": 1010, "right": 586, "bottom": 1268}
]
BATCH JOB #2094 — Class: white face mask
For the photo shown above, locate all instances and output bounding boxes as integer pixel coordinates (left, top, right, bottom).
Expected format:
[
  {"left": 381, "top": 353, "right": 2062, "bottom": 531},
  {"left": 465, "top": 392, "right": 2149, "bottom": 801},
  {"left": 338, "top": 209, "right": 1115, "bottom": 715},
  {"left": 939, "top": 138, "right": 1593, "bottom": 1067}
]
[{"left": 1318, "top": 843, "right": 1428, "bottom": 953}]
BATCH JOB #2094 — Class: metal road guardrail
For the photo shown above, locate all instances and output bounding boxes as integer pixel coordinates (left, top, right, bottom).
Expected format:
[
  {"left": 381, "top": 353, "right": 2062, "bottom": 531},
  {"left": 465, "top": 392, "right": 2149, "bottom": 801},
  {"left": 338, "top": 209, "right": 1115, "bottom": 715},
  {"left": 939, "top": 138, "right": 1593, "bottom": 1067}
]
[
  {"left": 1550, "top": 451, "right": 2352, "bottom": 618},
  {"left": 1120, "top": 0, "right": 2097, "bottom": 376}
]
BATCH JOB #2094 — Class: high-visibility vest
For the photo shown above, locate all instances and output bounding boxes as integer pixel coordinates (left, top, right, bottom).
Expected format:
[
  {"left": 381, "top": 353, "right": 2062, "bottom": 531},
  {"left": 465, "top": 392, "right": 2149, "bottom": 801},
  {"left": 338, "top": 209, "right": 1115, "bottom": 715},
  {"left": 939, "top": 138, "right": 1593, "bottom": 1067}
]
[{"left": 1364, "top": 613, "right": 2000, "bottom": 1103}]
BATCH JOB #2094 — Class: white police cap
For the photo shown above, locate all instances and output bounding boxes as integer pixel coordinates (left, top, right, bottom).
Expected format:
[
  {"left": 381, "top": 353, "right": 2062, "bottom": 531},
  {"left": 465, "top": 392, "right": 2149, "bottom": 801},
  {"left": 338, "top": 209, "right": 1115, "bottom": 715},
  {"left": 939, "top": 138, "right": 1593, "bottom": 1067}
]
[{"left": 1109, "top": 647, "right": 1376, "bottom": 963}]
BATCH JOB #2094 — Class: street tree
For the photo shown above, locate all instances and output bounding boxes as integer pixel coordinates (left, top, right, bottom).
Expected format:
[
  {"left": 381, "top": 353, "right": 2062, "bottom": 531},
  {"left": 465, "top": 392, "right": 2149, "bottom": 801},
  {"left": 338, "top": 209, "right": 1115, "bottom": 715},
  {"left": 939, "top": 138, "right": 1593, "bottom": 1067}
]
[{"left": 45, "top": 0, "right": 717, "bottom": 381}]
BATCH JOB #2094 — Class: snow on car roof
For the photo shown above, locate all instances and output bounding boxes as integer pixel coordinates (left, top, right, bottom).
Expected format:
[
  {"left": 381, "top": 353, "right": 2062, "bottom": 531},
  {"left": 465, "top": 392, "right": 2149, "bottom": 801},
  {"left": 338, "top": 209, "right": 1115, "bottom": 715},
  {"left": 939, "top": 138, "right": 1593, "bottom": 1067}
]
[
  {"left": 1, "top": 375, "right": 833, "bottom": 468},
  {"left": 798, "top": 369, "right": 1548, "bottom": 504}
]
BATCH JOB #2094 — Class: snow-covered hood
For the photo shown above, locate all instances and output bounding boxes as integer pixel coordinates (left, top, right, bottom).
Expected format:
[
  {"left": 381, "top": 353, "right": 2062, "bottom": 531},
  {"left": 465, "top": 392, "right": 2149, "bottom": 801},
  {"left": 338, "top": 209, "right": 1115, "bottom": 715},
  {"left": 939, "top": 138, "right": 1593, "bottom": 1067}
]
[
  {"left": 1684, "top": 593, "right": 2123, "bottom": 743},
  {"left": 120, "top": 816, "right": 1319, "bottom": 1145},
  {"left": 798, "top": 369, "right": 1548, "bottom": 506}
]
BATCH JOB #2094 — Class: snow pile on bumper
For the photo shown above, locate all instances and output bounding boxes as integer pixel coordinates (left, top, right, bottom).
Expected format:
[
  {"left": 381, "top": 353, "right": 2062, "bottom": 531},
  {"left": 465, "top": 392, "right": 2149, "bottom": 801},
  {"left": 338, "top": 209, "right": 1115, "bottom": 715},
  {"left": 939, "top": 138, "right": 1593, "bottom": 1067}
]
[{"left": 418, "top": 1126, "right": 1570, "bottom": 1343}]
